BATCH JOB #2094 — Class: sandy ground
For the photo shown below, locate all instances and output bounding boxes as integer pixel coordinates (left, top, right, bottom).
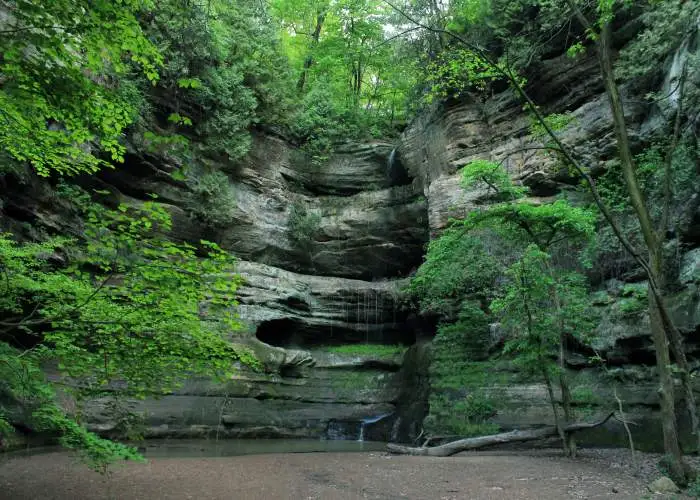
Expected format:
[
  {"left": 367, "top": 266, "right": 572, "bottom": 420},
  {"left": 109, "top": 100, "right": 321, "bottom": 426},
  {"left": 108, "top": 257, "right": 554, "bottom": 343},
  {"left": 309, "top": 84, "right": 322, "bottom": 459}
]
[{"left": 0, "top": 448, "right": 666, "bottom": 500}]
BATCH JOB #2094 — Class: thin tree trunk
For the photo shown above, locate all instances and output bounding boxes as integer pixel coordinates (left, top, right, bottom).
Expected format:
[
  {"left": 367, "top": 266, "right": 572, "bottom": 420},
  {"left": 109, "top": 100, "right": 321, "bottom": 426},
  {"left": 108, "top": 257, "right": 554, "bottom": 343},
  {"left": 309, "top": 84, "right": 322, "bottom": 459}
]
[
  {"left": 596, "top": 22, "right": 691, "bottom": 478},
  {"left": 614, "top": 386, "right": 637, "bottom": 472},
  {"left": 542, "top": 366, "right": 567, "bottom": 451},
  {"left": 549, "top": 263, "right": 576, "bottom": 457},
  {"left": 559, "top": 369, "right": 576, "bottom": 457},
  {"left": 650, "top": 286, "right": 686, "bottom": 482},
  {"left": 521, "top": 260, "right": 567, "bottom": 454},
  {"left": 297, "top": 11, "right": 326, "bottom": 92}
]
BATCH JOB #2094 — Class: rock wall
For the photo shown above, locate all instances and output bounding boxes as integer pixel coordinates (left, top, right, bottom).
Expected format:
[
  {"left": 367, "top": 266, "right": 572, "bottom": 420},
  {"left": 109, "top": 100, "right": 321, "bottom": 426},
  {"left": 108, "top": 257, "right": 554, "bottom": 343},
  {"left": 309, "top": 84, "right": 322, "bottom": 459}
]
[
  {"left": 83, "top": 348, "right": 404, "bottom": 440},
  {"left": 396, "top": 34, "right": 700, "bottom": 448},
  {"left": 4, "top": 20, "right": 697, "bottom": 448},
  {"left": 0, "top": 124, "right": 430, "bottom": 442}
]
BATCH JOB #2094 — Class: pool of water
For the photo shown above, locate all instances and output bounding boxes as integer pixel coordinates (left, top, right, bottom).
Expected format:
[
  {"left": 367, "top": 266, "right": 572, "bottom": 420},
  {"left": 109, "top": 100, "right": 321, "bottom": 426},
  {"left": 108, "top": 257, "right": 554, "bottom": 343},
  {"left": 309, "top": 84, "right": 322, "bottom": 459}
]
[
  {"left": 139, "top": 439, "right": 387, "bottom": 458},
  {"left": 4, "top": 439, "right": 388, "bottom": 460}
]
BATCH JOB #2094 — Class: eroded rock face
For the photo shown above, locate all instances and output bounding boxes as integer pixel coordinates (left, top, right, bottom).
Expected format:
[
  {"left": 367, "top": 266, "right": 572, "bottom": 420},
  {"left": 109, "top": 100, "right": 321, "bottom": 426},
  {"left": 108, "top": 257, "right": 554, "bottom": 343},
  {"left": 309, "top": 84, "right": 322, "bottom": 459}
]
[
  {"left": 83, "top": 347, "right": 413, "bottom": 441},
  {"left": 398, "top": 55, "right": 650, "bottom": 236},
  {"left": 396, "top": 30, "right": 700, "bottom": 447},
  {"left": 235, "top": 260, "right": 409, "bottom": 346},
  {"left": 0, "top": 121, "right": 430, "bottom": 442}
]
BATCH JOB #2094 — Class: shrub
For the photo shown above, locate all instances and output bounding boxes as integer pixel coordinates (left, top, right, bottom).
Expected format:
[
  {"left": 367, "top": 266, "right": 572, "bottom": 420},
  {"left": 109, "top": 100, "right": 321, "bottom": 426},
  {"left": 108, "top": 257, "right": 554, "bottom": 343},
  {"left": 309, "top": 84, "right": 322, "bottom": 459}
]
[
  {"left": 288, "top": 201, "right": 321, "bottom": 250},
  {"left": 187, "top": 171, "right": 237, "bottom": 228}
]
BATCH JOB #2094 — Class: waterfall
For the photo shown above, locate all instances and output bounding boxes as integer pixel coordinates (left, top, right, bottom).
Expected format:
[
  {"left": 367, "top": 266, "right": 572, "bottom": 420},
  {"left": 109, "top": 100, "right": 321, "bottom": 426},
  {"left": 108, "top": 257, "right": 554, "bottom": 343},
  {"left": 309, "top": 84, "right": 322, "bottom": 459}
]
[
  {"left": 387, "top": 148, "right": 397, "bottom": 172},
  {"left": 662, "top": 14, "right": 700, "bottom": 113},
  {"left": 357, "top": 413, "right": 392, "bottom": 442}
]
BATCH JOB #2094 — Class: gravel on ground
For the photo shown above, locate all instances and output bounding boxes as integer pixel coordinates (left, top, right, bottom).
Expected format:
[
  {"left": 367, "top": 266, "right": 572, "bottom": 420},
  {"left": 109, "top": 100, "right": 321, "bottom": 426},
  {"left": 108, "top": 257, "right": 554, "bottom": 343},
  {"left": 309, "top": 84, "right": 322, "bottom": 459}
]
[{"left": 0, "top": 447, "right": 682, "bottom": 500}]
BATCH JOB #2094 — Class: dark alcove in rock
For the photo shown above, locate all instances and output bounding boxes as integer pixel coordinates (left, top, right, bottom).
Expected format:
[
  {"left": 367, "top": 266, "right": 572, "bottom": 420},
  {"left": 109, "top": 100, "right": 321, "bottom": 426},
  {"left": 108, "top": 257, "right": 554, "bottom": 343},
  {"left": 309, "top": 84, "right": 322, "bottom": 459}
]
[{"left": 255, "top": 318, "right": 416, "bottom": 348}]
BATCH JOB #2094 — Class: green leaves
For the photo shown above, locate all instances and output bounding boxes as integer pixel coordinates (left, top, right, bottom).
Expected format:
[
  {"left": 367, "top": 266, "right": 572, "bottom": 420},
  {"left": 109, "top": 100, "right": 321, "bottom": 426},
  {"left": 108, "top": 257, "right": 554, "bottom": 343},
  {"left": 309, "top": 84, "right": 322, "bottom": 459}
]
[
  {"left": 423, "top": 48, "right": 501, "bottom": 103},
  {"left": 288, "top": 201, "right": 322, "bottom": 251},
  {"left": 0, "top": 184, "right": 257, "bottom": 470},
  {"left": 494, "top": 244, "right": 594, "bottom": 375},
  {"left": 0, "top": 0, "right": 162, "bottom": 176},
  {"left": 407, "top": 226, "right": 500, "bottom": 318},
  {"left": 461, "top": 159, "right": 527, "bottom": 199},
  {"left": 177, "top": 78, "right": 203, "bottom": 89}
]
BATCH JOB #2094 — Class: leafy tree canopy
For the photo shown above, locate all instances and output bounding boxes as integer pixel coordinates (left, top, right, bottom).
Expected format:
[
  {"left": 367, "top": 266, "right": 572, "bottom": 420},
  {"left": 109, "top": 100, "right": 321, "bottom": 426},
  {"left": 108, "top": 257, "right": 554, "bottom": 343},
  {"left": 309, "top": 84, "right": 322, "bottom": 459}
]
[
  {"left": 0, "top": 0, "right": 161, "bottom": 176},
  {"left": 0, "top": 187, "right": 258, "bottom": 469}
]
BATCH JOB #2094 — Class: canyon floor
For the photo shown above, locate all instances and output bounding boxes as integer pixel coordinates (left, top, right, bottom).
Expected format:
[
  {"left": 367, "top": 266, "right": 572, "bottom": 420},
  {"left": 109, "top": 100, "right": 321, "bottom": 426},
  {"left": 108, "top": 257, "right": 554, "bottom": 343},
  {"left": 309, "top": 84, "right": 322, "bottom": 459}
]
[{"left": 0, "top": 447, "right": 678, "bottom": 499}]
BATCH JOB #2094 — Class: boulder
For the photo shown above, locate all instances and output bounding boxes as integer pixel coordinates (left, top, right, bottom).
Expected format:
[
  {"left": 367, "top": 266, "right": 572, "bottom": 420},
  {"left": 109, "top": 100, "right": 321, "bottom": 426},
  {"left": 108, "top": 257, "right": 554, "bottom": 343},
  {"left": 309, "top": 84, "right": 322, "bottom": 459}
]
[{"left": 648, "top": 477, "right": 680, "bottom": 494}]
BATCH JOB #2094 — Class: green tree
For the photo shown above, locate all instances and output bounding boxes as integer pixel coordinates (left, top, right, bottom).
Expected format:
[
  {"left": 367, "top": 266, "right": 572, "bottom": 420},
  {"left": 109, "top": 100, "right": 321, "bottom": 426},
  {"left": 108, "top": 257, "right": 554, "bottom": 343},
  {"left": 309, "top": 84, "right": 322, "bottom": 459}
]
[
  {"left": 410, "top": 161, "right": 595, "bottom": 452},
  {"left": 493, "top": 246, "right": 593, "bottom": 456},
  {"left": 0, "top": 0, "right": 161, "bottom": 176},
  {"left": 141, "top": 0, "right": 294, "bottom": 163},
  {"left": 0, "top": 186, "right": 257, "bottom": 470},
  {"left": 276, "top": 0, "right": 418, "bottom": 153},
  {"left": 390, "top": 0, "right": 699, "bottom": 481}
]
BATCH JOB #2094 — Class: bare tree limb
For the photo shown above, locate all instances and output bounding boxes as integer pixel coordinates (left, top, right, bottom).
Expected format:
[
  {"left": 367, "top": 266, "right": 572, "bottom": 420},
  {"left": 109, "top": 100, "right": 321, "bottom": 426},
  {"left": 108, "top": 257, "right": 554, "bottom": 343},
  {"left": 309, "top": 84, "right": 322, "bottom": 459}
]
[{"left": 387, "top": 413, "right": 615, "bottom": 456}]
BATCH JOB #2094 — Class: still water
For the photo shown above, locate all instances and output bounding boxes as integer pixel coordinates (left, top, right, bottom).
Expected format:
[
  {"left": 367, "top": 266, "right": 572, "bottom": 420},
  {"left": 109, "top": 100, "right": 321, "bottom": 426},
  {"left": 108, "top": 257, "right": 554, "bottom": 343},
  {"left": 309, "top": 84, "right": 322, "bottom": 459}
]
[
  {"left": 139, "top": 439, "right": 387, "bottom": 458},
  {"left": 5, "top": 439, "right": 387, "bottom": 459}
]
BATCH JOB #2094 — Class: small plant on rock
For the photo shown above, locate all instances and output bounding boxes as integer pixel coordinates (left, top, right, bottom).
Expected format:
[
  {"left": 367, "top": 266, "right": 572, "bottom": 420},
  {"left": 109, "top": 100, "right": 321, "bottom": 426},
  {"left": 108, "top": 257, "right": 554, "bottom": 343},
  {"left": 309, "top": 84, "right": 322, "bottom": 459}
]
[
  {"left": 288, "top": 201, "right": 321, "bottom": 252},
  {"left": 187, "top": 171, "right": 237, "bottom": 228}
]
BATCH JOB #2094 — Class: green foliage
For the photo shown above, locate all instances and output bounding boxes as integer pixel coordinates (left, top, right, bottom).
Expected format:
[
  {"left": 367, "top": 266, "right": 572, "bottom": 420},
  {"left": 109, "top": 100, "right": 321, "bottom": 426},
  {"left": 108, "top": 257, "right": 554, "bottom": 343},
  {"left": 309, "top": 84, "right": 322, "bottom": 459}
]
[
  {"left": 288, "top": 201, "right": 321, "bottom": 250},
  {"left": 594, "top": 141, "right": 698, "bottom": 271},
  {"left": 414, "top": 163, "right": 596, "bottom": 436},
  {"left": 494, "top": 245, "right": 594, "bottom": 376},
  {"left": 275, "top": 0, "right": 418, "bottom": 152},
  {"left": 0, "top": 343, "right": 143, "bottom": 473},
  {"left": 530, "top": 113, "right": 574, "bottom": 140},
  {"left": 423, "top": 49, "right": 501, "bottom": 103},
  {"left": 617, "top": 284, "right": 649, "bottom": 315},
  {"left": 446, "top": 0, "right": 578, "bottom": 74},
  {"left": 0, "top": 0, "right": 161, "bottom": 176},
  {"left": 0, "top": 185, "right": 259, "bottom": 470},
  {"left": 186, "top": 171, "right": 238, "bottom": 228},
  {"left": 143, "top": 0, "right": 294, "bottom": 162},
  {"left": 408, "top": 227, "right": 500, "bottom": 319},
  {"left": 427, "top": 312, "right": 504, "bottom": 436},
  {"left": 433, "top": 302, "right": 491, "bottom": 361},
  {"left": 427, "top": 392, "right": 500, "bottom": 437},
  {"left": 461, "top": 160, "right": 526, "bottom": 199},
  {"left": 570, "top": 385, "right": 601, "bottom": 406},
  {"left": 617, "top": 0, "right": 700, "bottom": 80}
]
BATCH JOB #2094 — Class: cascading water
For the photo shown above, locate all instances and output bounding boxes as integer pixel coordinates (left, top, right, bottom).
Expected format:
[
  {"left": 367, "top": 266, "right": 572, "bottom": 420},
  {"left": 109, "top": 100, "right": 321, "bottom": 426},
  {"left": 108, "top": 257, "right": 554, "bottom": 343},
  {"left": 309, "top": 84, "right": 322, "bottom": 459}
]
[
  {"left": 387, "top": 148, "right": 397, "bottom": 172},
  {"left": 357, "top": 413, "right": 392, "bottom": 442},
  {"left": 661, "top": 13, "right": 699, "bottom": 112}
]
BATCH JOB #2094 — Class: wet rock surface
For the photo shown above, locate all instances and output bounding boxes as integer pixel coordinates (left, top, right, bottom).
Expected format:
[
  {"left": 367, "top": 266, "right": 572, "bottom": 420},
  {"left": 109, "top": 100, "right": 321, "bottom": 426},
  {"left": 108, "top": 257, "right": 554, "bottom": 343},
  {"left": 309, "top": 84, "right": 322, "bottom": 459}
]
[{"left": 80, "top": 345, "right": 428, "bottom": 442}]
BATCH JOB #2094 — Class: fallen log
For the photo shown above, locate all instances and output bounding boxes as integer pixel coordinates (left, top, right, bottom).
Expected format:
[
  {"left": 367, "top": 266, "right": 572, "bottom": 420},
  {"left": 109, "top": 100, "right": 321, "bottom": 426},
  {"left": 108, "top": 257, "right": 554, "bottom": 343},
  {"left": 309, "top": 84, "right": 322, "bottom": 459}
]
[{"left": 387, "top": 412, "right": 615, "bottom": 457}]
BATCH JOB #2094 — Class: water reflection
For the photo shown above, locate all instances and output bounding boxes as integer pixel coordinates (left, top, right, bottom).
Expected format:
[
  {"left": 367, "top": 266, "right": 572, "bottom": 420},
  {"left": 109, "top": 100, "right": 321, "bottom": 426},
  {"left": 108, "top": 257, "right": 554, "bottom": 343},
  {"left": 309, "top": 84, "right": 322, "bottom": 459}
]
[{"left": 139, "top": 439, "right": 387, "bottom": 458}]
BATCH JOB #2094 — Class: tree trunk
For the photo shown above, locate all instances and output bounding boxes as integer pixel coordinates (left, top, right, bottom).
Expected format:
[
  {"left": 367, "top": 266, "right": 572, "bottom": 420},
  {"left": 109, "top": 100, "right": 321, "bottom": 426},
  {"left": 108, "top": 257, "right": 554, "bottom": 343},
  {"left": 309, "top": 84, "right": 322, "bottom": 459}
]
[
  {"left": 387, "top": 413, "right": 615, "bottom": 457},
  {"left": 387, "top": 428, "right": 558, "bottom": 456},
  {"left": 597, "top": 22, "right": 689, "bottom": 482},
  {"left": 559, "top": 371, "right": 576, "bottom": 457},
  {"left": 542, "top": 366, "right": 566, "bottom": 451},
  {"left": 297, "top": 11, "right": 326, "bottom": 92},
  {"left": 551, "top": 265, "right": 576, "bottom": 457}
]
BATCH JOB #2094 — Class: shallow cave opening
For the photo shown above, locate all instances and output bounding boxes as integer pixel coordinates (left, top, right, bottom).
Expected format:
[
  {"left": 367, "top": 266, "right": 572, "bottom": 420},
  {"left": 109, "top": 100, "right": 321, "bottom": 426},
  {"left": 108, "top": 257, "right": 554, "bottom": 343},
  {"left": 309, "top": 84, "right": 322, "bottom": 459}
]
[
  {"left": 255, "top": 318, "right": 306, "bottom": 347},
  {"left": 609, "top": 337, "right": 658, "bottom": 366},
  {"left": 255, "top": 318, "right": 416, "bottom": 349}
]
